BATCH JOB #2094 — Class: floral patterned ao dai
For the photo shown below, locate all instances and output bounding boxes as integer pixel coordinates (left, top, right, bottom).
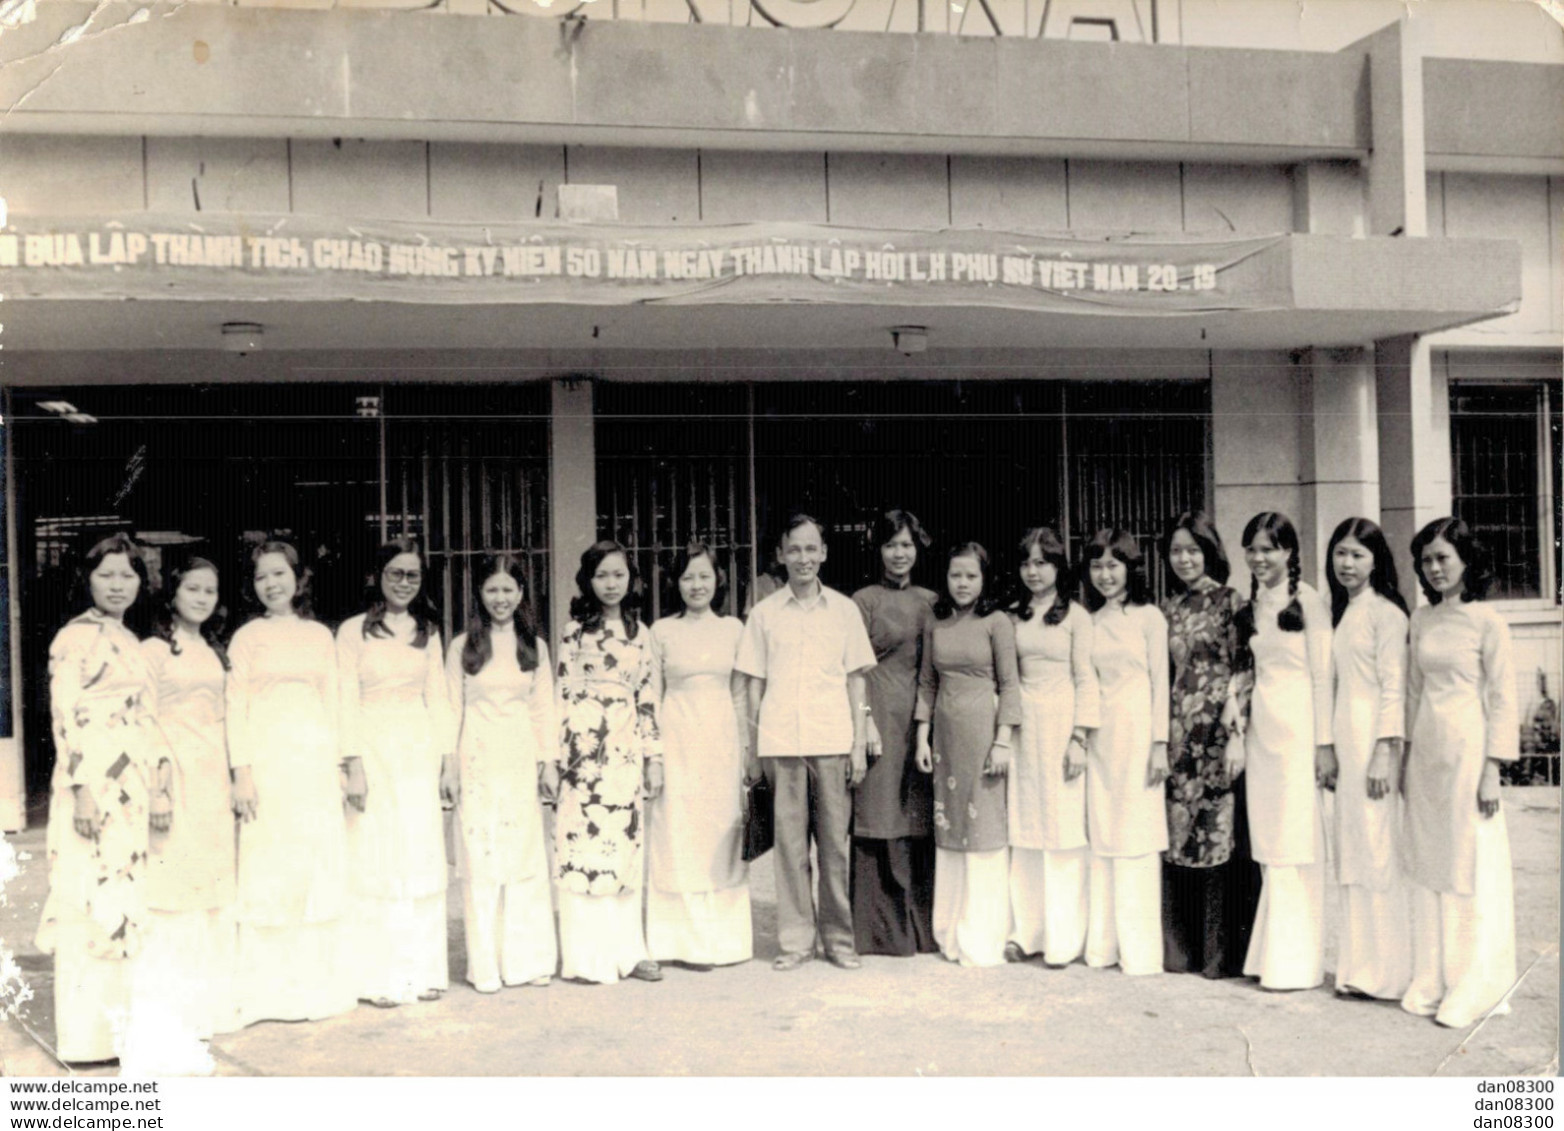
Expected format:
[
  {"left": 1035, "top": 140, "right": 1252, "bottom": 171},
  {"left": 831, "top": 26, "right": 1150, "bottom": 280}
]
[
  {"left": 554, "top": 619, "right": 662, "bottom": 983},
  {"left": 39, "top": 611, "right": 154, "bottom": 1063},
  {"left": 1160, "top": 580, "right": 1260, "bottom": 979}
]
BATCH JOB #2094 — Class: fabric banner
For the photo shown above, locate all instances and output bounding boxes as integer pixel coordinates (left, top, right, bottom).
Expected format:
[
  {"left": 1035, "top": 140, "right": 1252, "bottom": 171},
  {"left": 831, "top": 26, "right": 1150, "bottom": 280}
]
[{"left": 0, "top": 214, "right": 1292, "bottom": 313}]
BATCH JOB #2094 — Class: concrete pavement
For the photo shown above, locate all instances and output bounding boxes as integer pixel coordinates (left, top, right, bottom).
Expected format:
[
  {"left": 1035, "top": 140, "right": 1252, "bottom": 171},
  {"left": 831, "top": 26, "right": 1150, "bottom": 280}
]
[{"left": 0, "top": 787, "right": 1556, "bottom": 1077}]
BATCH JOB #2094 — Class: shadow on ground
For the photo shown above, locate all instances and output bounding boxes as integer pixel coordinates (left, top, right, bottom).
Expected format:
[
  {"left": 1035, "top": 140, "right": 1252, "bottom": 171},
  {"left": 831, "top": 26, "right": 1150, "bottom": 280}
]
[{"left": 1, "top": 788, "right": 1556, "bottom": 1077}]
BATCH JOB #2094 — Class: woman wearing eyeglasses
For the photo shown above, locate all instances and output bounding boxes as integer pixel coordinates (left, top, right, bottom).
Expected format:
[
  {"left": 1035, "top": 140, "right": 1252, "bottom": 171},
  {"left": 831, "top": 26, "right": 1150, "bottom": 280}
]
[{"left": 337, "top": 538, "right": 456, "bottom": 1008}]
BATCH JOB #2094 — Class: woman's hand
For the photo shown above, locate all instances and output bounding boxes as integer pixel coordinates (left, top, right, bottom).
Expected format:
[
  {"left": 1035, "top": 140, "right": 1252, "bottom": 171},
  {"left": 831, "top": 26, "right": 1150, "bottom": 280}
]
[
  {"left": 149, "top": 758, "right": 174, "bottom": 833},
  {"left": 865, "top": 717, "right": 882, "bottom": 761},
  {"left": 915, "top": 740, "right": 933, "bottom": 775},
  {"left": 538, "top": 762, "right": 561, "bottom": 808},
  {"left": 1366, "top": 740, "right": 1397, "bottom": 800},
  {"left": 149, "top": 791, "right": 173, "bottom": 834},
  {"left": 439, "top": 756, "right": 459, "bottom": 810},
  {"left": 71, "top": 787, "right": 101, "bottom": 840},
  {"left": 644, "top": 759, "right": 665, "bottom": 800},
  {"left": 231, "top": 767, "right": 258, "bottom": 823},
  {"left": 341, "top": 757, "right": 368, "bottom": 814},
  {"left": 1145, "top": 741, "right": 1169, "bottom": 788},
  {"left": 1063, "top": 735, "right": 1087, "bottom": 782},
  {"left": 1315, "top": 744, "right": 1339, "bottom": 792},
  {"left": 983, "top": 741, "right": 1011, "bottom": 777},
  {"left": 1224, "top": 735, "right": 1246, "bottom": 783},
  {"left": 1477, "top": 759, "right": 1502, "bottom": 819}
]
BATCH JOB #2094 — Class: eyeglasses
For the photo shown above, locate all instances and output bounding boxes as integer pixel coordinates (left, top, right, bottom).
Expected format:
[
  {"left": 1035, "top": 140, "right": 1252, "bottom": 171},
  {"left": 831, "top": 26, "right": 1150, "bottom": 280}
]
[{"left": 384, "top": 568, "right": 423, "bottom": 584}]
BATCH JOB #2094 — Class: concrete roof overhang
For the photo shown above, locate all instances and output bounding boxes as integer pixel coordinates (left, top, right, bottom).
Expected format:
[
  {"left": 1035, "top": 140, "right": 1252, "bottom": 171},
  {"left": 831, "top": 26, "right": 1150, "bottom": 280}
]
[{"left": 1, "top": 3, "right": 1558, "bottom": 172}]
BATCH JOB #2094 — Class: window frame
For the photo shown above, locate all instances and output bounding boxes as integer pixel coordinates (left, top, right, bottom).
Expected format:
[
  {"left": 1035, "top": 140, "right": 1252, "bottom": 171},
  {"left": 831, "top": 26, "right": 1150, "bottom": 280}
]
[{"left": 1447, "top": 373, "right": 1560, "bottom": 612}]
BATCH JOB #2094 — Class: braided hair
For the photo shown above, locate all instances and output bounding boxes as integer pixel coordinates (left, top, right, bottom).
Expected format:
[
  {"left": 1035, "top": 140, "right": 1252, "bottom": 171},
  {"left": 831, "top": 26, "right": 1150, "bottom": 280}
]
[{"left": 1235, "top": 512, "right": 1305, "bottom": 651}]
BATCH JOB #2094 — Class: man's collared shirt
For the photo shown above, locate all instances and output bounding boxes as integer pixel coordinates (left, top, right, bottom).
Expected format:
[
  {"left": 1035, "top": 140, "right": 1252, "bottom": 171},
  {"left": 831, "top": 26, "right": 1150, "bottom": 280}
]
[{"left": 736, "top": 581, "right": 876, "bottom": 758}]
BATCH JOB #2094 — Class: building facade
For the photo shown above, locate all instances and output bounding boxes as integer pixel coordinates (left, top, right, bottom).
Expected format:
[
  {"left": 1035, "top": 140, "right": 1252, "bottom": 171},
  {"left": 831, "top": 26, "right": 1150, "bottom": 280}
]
[{"left": 0, "top": 0, "right": 1558, "bottom": 828}]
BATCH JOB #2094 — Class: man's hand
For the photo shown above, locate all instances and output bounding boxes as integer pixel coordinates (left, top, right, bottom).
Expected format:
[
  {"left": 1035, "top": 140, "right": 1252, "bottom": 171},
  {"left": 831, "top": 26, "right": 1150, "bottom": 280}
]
[{"left": 848, "top": 744, "right": 867, "bottom": 788}]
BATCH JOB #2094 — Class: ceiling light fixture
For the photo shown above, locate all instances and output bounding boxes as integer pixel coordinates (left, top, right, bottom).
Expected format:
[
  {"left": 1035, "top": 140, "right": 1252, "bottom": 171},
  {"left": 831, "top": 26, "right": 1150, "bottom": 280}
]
[
  {"left": 38, "top": 399, "right": 96, "bottom": 424},
  {"left": 221, "top": 321, "right": 264, "bottom": 354},
  {"left": 891, "top": 326, "right": 928, "bottom": 355}
]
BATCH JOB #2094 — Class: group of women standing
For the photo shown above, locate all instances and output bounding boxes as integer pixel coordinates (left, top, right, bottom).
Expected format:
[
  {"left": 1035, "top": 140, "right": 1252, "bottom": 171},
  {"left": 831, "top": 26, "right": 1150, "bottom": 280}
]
[
  {"left": 845, "top": 506, "right": 1519, "bottom": 1031},
  {"left": 39, "top": 530, "right": 757, "bottom": 1068},
  {"left": 38, "top": 499, "right": 1520, "bottom": 1068}
]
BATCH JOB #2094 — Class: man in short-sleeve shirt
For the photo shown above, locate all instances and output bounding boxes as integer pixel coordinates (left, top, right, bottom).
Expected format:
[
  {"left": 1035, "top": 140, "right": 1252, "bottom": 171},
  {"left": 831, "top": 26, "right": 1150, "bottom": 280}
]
[{"left": 737, "top": 514, "right": 876, "bottom": 970}]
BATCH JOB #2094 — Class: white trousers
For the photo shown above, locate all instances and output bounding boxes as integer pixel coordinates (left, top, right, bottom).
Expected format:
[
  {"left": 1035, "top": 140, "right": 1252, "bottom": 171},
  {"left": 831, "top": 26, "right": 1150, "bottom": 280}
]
[
  {"left": 1403, "top": 811, "right": 1517, "bottom": 1029},
  {"left": 234, "top": 920, "right": 355, "bottom": 1027},
  {"left": 462, "top": 876, "right": 558, "bottom": 991},
  {"left": 557, "top": 888, "right": 649, "bottom": 985},
  {"left": 352, "top": 892, "right": 449, "bottom": 1003},
  {"left": 1336, "top": 882, "right": 1412, "bottom": 1000},
  {"left": 933, "top": 847, "right": 1011, "bottom": 967},
  {"left": 646, "top": 884, "right": 753, "bottom": 967},
  {"left": 125, "top": 905, "right": 237, "bottom": 1073},
  {"left": 1009, "top": 846, "right": 1089, "bottom": 965},
  {"left": 50, "top": 917, "right": 132, "bottom": 1064},
  {"left": 1085, "top": 852, "right": 1162, "bottom": 976},
  {"left": 1243, "top": 861, "right": 1325, "bottom": 990}
]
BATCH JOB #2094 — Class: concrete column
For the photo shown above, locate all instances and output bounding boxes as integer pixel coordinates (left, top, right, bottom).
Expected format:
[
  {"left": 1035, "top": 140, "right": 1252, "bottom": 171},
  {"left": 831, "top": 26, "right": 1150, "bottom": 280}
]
[
  {"left": 1209, "top": 351, "right": 1305, "bottom": 597},
  {"left": 0, "top": 411, "right": 22, "bottom": 833},
  {"left": 1290, "top": 162, "right": 1364, "bottom": 238},
  {"left": 548, "top": 376, "right": 597, "bottom": 656},
  {"left": 1375, "top": 335, "right": 1451, "bottom": 606},
  {"left": 1297, "top": 347, "right": 1382, "bottom": 586},
  {"left": 1359, "top": 17, "right": 1428, "bottom": 237}
]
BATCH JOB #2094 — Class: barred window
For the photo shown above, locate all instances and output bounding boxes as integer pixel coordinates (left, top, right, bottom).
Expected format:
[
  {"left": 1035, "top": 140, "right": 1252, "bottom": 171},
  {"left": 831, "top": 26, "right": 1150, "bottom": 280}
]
[
  {"left": 597, "top": 379, "right": 1210, "bottom": 612},
  {"left": 1449, "top": 379, "right": 1561, "bottom": 602}
]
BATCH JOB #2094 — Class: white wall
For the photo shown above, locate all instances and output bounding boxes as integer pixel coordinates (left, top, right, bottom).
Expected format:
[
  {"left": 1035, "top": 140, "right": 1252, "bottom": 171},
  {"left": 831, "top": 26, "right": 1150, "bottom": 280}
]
[
  {"left": 1177, "top": 0, "right": 1564, "bottom": 62},
  {"left": 1428, "top": 172, "right": 1561, "bottom": 346}
]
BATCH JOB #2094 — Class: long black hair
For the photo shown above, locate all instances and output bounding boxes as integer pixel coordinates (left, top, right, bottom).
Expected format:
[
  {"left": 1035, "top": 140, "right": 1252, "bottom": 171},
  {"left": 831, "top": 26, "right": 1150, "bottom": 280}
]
[
  {"left": 1081, "top": 528, "right": 1150, "bottom": 611},
  {"left": 1161, "top": 510, "right": 1231, "bottom": 593},
  {"left": 461, "top": 554, "right": 540, "bottom": 675},
  {"left": 1234, "top": 512, "right": 1304, "bottom": 650},
  {"left": 1010, "top": 526, "right": 1073, "bottom": 626},
  {"left": 72, "top": 532, "right": 151, "bottom": 621},
  {"left": 150, "top": 555, "right": 231, "bottom": 669},
  {"left": 664, "top": 541, "right": 729, "bottom": 618},
  {"left": 1325, "top": 517, "right": 1410, "bottom": 626},
  {"left": 243, "top": 539, "right": 314, "bottom": 621},
  {"left": 933, "top": 542, "right": 1003, "bottom": 620},
  {"left": 361, "top": 536, "right": 440, "bottom": 649},
  {"left": 569, "top": 540, "right": 643, "bottom": 640},
  {"left": 1410, "top": 516, "right": 1494, "bottom": 605}
]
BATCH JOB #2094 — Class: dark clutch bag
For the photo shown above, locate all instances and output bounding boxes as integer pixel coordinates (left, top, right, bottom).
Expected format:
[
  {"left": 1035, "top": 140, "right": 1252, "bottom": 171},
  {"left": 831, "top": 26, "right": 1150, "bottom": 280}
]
[{"left": 741, "top": 774, "right": 775, "bottom": 862}]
